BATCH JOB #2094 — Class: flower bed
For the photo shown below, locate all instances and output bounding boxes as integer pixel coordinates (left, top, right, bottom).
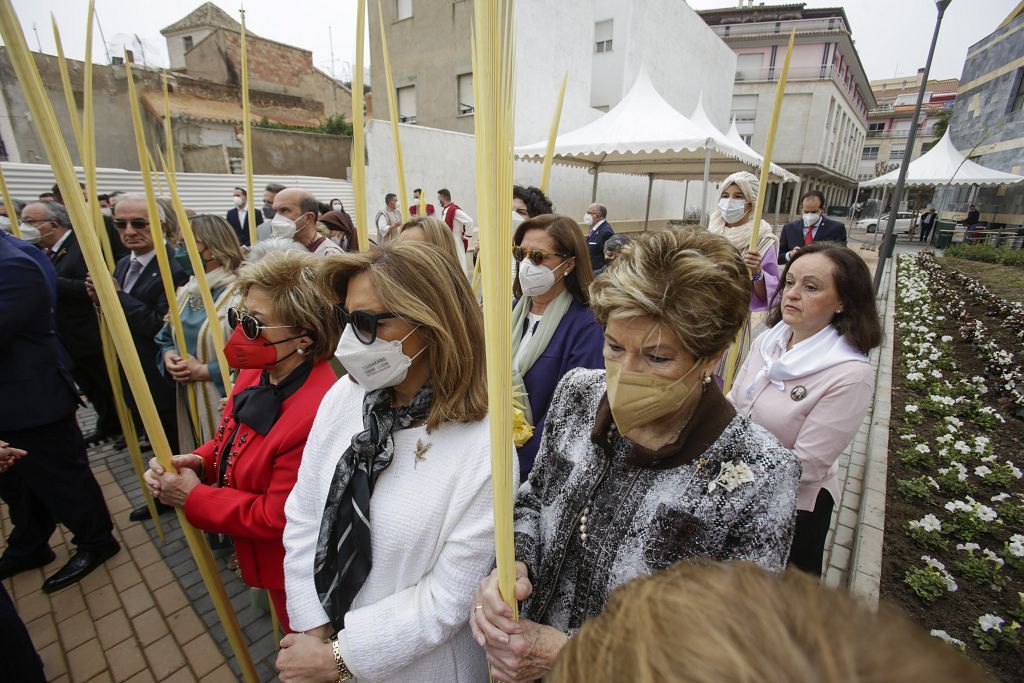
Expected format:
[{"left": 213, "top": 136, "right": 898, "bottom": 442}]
[{"left": 880, "top": 252, "right": 1024, "bottom": 680}]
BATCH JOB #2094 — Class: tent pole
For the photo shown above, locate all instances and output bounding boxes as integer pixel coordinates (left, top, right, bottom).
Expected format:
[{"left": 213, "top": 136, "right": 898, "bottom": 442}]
[
  {"left": 682, "top": 180, "right": 689, "bottom": 222},
  {"left": 591, "top": 164, "right": 599, "bottom": 202},
  {"left": 873, "top": 185, "right": 888, "bottom": 247},
  {"left": 790, "top": 176, "right": 802, "bottom": 217},
  {"left": 643, "top": 174, "right": 654, "bottom": 232},
  {"left": 773, "top": 180, "right": 784, "bottom": 232},
  {"left": 700, "top": 146, "right": 711, "bottom": 225}
]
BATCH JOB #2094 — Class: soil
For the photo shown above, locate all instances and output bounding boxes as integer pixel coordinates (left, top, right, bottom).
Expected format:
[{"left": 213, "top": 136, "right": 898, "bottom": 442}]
[
  {"left": 879, "top": 257, "right": 1024, "bottom": 682},
  {"left": 939, "top": 257, "right": 1024, "bottom": 306}
]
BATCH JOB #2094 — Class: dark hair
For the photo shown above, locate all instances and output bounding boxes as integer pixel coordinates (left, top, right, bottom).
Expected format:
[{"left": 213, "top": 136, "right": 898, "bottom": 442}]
[
  {"left": 438, "top": 188, "right": 452, "bottom": 202},
  {"left": 594, "top": 203, "right": 608, "bottom": 219},
  {"left": 234, "top": 187, "right": 247, "bottom": 196},
  {"left": 97, "top": 193, "right": 109, "bottom": 201},
  {"left": 603, "top": 233, "right": 630, "bottom": 255},
  {"left": 512, "top": 185, "right": 554, "bottom": 217},
  {"left": 800, "top": 190, "right": 826, "bottom": 209},
  {"left": 298, "top": 193, "right": 320, "bottom": 217},
  {"left": 38, "top": 192, "right": 55, "bottom": 200},
  {"left": 317, "top": 201, "right": 332, "bottom": 217},
  {"left": 513, "top": 214, "right": 595, "bottom": 305},
  {"left": 385, "top": 193, "right": 397, "bottom": 203},
  {"left": 767, "top": 242, "right": 882, "bottom": 354},
  {"left": 413, "top": 188, "right": 422, "bottom": 194}
]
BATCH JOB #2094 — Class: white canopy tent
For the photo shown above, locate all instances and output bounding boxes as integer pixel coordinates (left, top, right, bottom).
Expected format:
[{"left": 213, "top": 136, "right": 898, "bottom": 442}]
[{"left": 515, "top": 66, "right": 791, "bottom": 228}]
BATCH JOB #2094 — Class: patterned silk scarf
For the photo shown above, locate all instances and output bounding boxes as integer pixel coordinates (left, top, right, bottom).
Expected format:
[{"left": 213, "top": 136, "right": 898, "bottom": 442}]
[{"left": 312, "top": 382, "right": 434, "bottom": 632}]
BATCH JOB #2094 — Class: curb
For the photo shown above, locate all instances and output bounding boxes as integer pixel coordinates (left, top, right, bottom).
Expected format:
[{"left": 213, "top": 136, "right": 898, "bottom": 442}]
[{"left": 848, "top": 255, "right": 898, "bottom": 605}]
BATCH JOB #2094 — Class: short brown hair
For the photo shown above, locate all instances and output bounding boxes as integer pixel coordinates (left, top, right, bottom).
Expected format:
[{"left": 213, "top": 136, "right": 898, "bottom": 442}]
[
  {"left": 189, "top": 215, "right": 244, "bottom": 273},
  {"left": 513, "top": 214, "right": 594, "bottom": 305},
  {"left": 233, "top": 251, "right": 341, "bottom": 361},
  {"left": 318, "top": 241, "right": 487, "bottom": 431},
  {"left": 550, "top": 561, "right": 990, "bottom": 683},
  {"left": 590, "top": 227, "right": 750, "bottom": 360},
  {"left": 767, "top": 242, "right": 882, "bottom": 354},
  {"left": 397, "top": 216, "right": 462, "bottom": 269}
]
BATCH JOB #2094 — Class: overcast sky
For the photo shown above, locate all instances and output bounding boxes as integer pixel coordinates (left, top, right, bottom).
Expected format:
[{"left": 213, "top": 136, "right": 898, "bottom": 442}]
[{"left": 6, "top": 0, "right": 1018, "bottom": 83}]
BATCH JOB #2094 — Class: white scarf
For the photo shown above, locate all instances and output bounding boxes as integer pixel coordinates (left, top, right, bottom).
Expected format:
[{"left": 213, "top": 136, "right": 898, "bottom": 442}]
[
  {"left": 707, "top": 211, "right": 777, "bottom": 256},
  {"left": 746, "top": 322, "right": 868, "bottom": 396},
  {"left": 185, "top": 267, "right": 236, "bottom": 309}
]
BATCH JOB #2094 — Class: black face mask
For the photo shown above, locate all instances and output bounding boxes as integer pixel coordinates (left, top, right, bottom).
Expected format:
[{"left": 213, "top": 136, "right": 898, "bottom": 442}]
[{"left": 263, "top": 204, "right": 276, "bottom": 220}]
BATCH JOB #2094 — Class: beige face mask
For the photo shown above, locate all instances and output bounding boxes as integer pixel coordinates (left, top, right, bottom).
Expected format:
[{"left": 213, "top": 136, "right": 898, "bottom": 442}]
[{"left": 605, "top": 357, "right": 703, "bottom": 437}]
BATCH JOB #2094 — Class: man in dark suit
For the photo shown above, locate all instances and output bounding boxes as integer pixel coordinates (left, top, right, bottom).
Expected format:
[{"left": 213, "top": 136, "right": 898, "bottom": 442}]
[
  {"left": 777, "top": 190, "right": 848, "bottom": 264},
  {"left": 0, "top": 231, "right": 120, "bottom": 593},
  {"left": 585, "top": 203, "right": 615, "bottom": 272},
  {"left": 226, "top": 186, "right": 250, "bottom": 246},
  {"left": 86, "top": 194, "right": 188, "bottom": 519},
  {"left": 51, "top": 181, "right": 128, "bottom": 263},
  {"left": 22, "top": 200, "right": 121, "bottom": 444}
]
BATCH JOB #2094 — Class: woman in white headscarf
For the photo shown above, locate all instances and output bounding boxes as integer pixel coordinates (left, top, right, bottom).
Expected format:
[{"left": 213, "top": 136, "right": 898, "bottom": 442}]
[{"left": 708, "top": 170, "right": 780, "bottom": 382}]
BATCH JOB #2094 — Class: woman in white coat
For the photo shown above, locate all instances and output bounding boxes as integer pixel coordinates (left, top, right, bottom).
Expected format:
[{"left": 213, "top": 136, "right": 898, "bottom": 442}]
[{"left": 276, "top": 240, "right": 505, "bottom": 682}]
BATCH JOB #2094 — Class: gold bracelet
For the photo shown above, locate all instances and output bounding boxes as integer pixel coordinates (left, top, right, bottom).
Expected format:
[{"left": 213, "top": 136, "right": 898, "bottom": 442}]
[{"left": 323, "top": 634, "right": 353, "bottom": 682}]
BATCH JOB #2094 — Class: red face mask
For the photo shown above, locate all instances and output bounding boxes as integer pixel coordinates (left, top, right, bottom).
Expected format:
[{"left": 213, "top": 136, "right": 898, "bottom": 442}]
[{"left": 223, "top": 325, "right": 301, "bottom": 369}]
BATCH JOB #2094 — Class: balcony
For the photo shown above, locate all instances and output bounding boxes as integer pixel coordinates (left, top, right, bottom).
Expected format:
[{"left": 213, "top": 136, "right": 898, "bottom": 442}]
[
  {"left": 734, "top": 64, "right": 867, "bottom": 117},
  {"left": 712, "top": 17, "right": 848, "bottom": 39}
]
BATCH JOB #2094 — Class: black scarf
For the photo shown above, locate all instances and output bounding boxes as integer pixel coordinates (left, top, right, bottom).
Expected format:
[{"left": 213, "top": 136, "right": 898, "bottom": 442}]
[
  {"left": 313, "top": 382, "right": 434, "bottom": 632},
  {"left": 231, "top": 360, "right": 313, "bottom": 435}
]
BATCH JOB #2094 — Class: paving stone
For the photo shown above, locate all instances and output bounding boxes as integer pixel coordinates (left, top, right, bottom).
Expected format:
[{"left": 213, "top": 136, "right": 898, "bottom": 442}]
[
  {"left": 123, "top": 670, "right": 157, "bottom": 683},
  {"left": 167, "top": 606, "right": 206, "bottom": 646},
  {"left": 132, "top": 608, "right": 171, "bottom": 646},
  {"left": 119, "top": 582, "right": 157, "bottom": 618},
  {"left": 109, "top": 561, "right": 145, "bottom": 592},
  {"left": 95, "top": 609, "right": 134, "bottom": 650},
  {"left": 154, "top": 583, "right": 191, "bottom": 616},
  {"left": 144, "top": 633, "right": 188, "bottom": 680},
  {"left": 199, "top": 664, "right": 237, "bottom": 683},
  {"left": 18, "top": 587, "right": 54, "bottom": 622},
  {"left": 25, "top": 611, "right": 59, "bottom": 649},
  {"left": 829, "top": 544, "right": 852, "bottom": 571},
  {"left": 38, "top": 639, "right": 68, "bottom": 680},
  {"left": 85, "top": 583, "right": 121, "bottom": 620},
  {"left": 143, "top": 561, "right": 177, "bottom": 592},
  {"left": 86, "top": 672, "right": 114, "bottom": 683},
  {"left": 105, "top": 636, "right": 148, "bottom": 682},
  {"left": 185, "top": 633, "right": 223, "bottom": 678},
  {"left": 66, "top": 638, "right": 107, "bottom": 683},
  {"left": 59, "top": 608, "right": 99, "bottom": 651},
  {"left": 838, "top": 506, "right": 858, "bottom": 529}
]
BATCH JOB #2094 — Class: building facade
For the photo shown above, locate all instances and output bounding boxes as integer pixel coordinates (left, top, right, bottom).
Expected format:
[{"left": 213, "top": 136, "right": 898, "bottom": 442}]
[
  {"left": 698, "top": 2, "right": 876, "bottom": 214},
  {"left": 939, "top": 4, "right": 1024, "bottom": 227},
  {"left": 858, "top": 73, "right": 957, "bottom": 184}
]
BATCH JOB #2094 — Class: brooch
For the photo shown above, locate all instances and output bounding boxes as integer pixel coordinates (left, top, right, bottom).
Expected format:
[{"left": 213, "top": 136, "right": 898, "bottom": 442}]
[
  {"left": 790, "top": 385, "right": 807, "bottom": 401},
  {"left": 414, "top": 439, "right": 432, "bottom": 468}
]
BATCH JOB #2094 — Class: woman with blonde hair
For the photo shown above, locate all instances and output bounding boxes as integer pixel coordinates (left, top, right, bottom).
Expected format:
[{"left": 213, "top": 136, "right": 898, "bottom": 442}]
[
  {"left": 277, "top": 241, "right": 507, "bottom": 682},
  {"left": 395, "top": 215, "right": 463, "bottom": 269},
  {"left": 146, "top": 250, "right": 342, "bottom": 633},
  {"left": 156, "top": 214, "right": 244, "bottom": 451},
  {"left": 472, "top": 228, "right": 799, "bottom": 683},
  {"left": 550, "top": 561, "right": 989, "bottom": 683},
  {"left": 708, "top": 170, "right": 781, "bottom": 380}
]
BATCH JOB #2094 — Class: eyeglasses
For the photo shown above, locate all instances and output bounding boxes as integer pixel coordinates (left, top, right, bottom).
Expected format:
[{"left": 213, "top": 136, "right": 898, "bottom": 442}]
[
  {"left": 228, "top": 307, "right": 291, "bottom": 340},
  {"left": 112, "top": 218, "right": 150, "bottom": 231},
  {"left": 334, "top": 306, "right": 398, "bottom": 345},
  {"left": 512, "top": 246, "right": 569, "bottom": 266}
]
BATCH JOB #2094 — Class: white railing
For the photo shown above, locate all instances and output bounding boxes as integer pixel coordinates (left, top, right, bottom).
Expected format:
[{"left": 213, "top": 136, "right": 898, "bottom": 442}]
[{"left": 713, "top": 17, "right": 848, "bottom": 39}]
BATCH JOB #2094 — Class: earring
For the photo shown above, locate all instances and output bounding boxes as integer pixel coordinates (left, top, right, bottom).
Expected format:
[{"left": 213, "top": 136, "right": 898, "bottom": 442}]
[
  {"left": 701, "top": 372, "right": 712, "bottom": 387},
  {"left": 296, "top": 348, "right": 305, "bottom": 355}
]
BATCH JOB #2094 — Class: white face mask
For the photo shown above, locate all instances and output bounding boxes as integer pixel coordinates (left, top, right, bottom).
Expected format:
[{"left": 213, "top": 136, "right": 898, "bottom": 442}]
[
  {"left": 270, "top": 214, "right": 299, "bottom": 239},
  {"left": 583, "top": 213, "right": 593, "bottom": 226},
  {"left": 718, "top": 198, "right": 748, "bottom": 224},
  {"left": 232, "top": 196, "right": 245, "bottom": 208},
  {"left": 802, "top": 212, "right": 821, "bottom": 227},
  {"left": 332, "top": 203, "right": 343, "bottom": 212},
  {"left": 0, "top": 215, "right": 10, "bottom": 232},
  {"left": 512, "top": 211, "right": 526, "bottom": 230},
  {"left": 334, "top": 324, "right": 424, "bottom": 392},
  {"left": 518, "top": 258, "right": 567, "bottom": 298},
  {"left": 18, "top": 223, "right": 42, "bottom": 243}
]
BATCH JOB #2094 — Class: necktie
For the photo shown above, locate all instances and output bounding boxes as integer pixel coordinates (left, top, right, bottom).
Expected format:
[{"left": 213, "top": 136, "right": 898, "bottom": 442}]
[
  {"left": 124, "top": 258, "right": 143, "bottom": 292},
  {"left": 804, "top": 225, "right": 815, "bottom": 246},
  {"left": 45, "top": 247, "right": 55, "bottom": 259}
]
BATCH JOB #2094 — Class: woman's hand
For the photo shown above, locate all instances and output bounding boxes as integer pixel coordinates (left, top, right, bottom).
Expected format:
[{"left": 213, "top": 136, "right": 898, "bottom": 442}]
[
  {"left": 167, "top": 354, "right": 211, "bottom": 383},
  {"left": 144, "top": 455, "right": 202, "bottom": 508},
  {"left": 275, "top": 632, "right": 338, "bottom": 683},
  {"left": 164, "top": 351, "right": 186, "bottom": 379},
  {"left": 742, "top": 250, "right": 762, "bottom": 276},
  {"left": 471, "top": 561, "right": 532, "bottom": 648},
  {"left": 485, "top": 620, "right": 568, "bottom": 683},
  {"left": 0, "top": 441, "right": 27, "bottom": 473}
]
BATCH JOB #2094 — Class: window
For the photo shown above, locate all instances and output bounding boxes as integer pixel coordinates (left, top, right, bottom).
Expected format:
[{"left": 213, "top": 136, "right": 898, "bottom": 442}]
[
  {"left": 396, "top": 0, "right": 412, "bottom": 21},
  {"left": 1010, "top": 68, "right": 1024, "bottom": 113},
  {"left": 868, "top": 122, "right": 885, "bottom": 132},
  {"left": 731, "top": 93, "right": 758, "bottom": 121},
  {"left": 740, "top": 134, "right": 753, "bottom": 145},
  {"left": 861, "top": 146, "right": 879, "bottom": 160},
  {"left": 889, "top": 148, "right": 905, "bottom": 160},
  {"left": 457, "top": 73, "right": 474, "bottom": 115},
  {"left": 397, "top": 85, "right": 416, "bottom": 123},
  {"left": 183, "top": 35, "right": 194, "bottom": 51},
  {"left": 735, "top": 53, "right": 763, "bottom": 81},
  {"left": 594, "top": 20, "right": 613, "bottom": 53}
]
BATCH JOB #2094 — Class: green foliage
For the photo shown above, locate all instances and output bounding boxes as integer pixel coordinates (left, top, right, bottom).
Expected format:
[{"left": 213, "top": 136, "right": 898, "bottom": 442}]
[
  {"left": 896, "top": 476, "right": 936, "bottom": 504},
  {"left": 255, "top": 113, "right": 353, "bottom": 137},
  {"left": 952, "top": 554, "right": 1005, "bottom": 588},
  {"left": 904, "top": 565, "right": 949, "bottom": 603},
  {"left": 907, "top": 523, "right": 949, "bottom": 552},
  {"left": 944, "top": 243, "right": 1024, "bottom": 269},
  {"left": 971, "top": 618, "right": 1019, "bottom": 652}
]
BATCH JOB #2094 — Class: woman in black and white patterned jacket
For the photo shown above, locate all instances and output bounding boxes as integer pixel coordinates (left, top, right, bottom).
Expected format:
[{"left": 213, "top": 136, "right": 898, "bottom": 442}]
[{"left": 471, "top": 227, "right": 801, "bottom": 683}]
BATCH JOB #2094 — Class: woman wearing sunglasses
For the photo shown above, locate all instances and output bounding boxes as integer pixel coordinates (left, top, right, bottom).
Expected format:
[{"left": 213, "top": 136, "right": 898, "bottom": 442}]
[
  {"left": 512, "top": 214, "right": 604, "bottom": 480},
  {"left": 276, "top": 241, "right": 502, "bottom": 682},
  {"left": 145, "top": 251, "right": 341, "bottom": 633},
  {"left": 155, "top": 215, "right": 244, "bottom": 450}
]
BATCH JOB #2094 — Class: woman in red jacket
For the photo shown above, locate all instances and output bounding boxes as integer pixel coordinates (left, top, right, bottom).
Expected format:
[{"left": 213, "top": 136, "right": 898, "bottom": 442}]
[{"left": 145, "top": 251, "right": 341, "bottom": 632}]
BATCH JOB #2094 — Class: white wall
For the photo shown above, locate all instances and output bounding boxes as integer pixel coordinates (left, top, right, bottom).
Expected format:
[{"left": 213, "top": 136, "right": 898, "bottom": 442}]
[{"left": 165, "top": 28, "right": 214, "bottom": 71}]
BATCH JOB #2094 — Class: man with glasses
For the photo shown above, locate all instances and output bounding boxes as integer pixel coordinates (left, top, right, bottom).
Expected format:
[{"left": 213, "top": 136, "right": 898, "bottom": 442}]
[
  {"left": 85, "top": 194, "right": 187, "bottom": 520},
  {"left": 584, "top": 203, "right": 614, "bottom": 272},
  {"left": 21, "top": 200, "right": 121, "bottom": 446}
]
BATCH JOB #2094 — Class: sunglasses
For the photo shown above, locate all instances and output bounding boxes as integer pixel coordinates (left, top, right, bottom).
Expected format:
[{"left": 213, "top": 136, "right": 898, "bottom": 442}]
[
  {"left": 113, "top": 218, "right": 150, "bottom": 231},
  {"left": 512, "top": 246, "right": 569, "bottom": 266},
  {"left": 228, "top": 307, "right": 292, "bottom": 340},
  {"left": 334, "top": 306, "right": 398, "bottom": 345}
]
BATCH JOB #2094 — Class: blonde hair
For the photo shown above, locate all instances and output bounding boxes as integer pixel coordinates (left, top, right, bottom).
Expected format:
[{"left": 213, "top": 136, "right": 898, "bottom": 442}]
[
  {"left": 550, "top": 561, "right": 990, "bottom": 683},
  {"left": 233, "top": 251, "right": 341, "bottom": 361},
  {"left": 318, "top": 241, "right": 487, "bottom": 431},
  {"left": 190, "top": 214, "right": 244, "bottom": 273},
  {"left": 155, "top": 197, "right": 179, "bottom": 243},
  {"left": 589, "top": 227, "right": 749, "bottom": 360},
  {"left": 397, "top": 216, "right": 462, "bottom": 269}
]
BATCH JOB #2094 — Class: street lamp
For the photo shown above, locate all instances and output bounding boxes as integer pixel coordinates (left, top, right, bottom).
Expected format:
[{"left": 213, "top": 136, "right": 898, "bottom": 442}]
[{"left": 872, "top": 0, "right": 952, "bottom": 293}]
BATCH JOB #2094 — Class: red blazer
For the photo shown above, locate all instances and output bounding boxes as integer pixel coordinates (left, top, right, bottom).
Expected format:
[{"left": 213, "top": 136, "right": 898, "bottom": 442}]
[{"left": 184, "top": 361, "right": 338, "bottom": 590}]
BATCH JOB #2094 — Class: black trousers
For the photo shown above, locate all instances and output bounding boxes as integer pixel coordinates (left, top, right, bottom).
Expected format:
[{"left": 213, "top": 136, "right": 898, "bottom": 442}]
[
  {"left": 0, "top": 582, "right": 46, "bottom": 683},
  {"left": 71, "top": 353, "right": 121, "bottom": 435},
  {"left": 919, "top": 223, "right": 934, "bottom": 243},
  {"left": 787, "top": 488, "right": 835, "bottom": 576},
  {"left": 0, "top": 415, "right": 115, "bottom": 560}
]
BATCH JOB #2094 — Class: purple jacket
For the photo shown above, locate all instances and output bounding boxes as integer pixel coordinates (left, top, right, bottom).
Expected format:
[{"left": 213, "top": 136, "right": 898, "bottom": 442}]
[{"left": 518, "top": 298, "right": 605, "bottom": 479}]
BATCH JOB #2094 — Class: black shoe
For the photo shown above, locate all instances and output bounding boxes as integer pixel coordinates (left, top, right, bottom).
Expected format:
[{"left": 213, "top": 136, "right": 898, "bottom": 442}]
[
  {"left": 0, "top": 550, "right": 56, "bottom": 581},
  {"left": 113, "top": 435, "right": 127, "bottom": 450},
  {"left": 128, "top": 501, "right": 175, "bottom": 522},
  {"left": 41, "top": 542, "right": 120, "bottom": 593},
  {"left": 83, "top": 429, "right": 116, "bottom": 446}
]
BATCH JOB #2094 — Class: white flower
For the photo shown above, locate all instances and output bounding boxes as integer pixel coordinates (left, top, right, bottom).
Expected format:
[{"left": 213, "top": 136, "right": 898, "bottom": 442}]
[
  {"left": 900, "top": 433, "right": 917, "bottom": 441},
  {"left": 941, "top": 335, "right": 953, "bottom": 343},
  {"left": 707, "top": 461, "right": 755, "bottom": 494},
  {"left": 975, "top": 505, "right": 998, "bottom": 523},
  {"left": 918, "top": 514, "right": 942, "bottom": 532},
  {"left": 905, "top": 404, "right": 919, "bottom": 413},
  {"left": 906, "top": 372, "right": 925, "bottom": 382},
  {"left": 979, "top": 614, "right": 1004, "bottom": 633},
  {"left": 1011, "top": 534, "right": 1024, "bottom": 545},
  {"left": 992, "top": 493, "right": 1011, "bottom": 503},
  {"left": 936, "top": 434, "right": 954, "bottom": 445},
  {"left": 931, "top": 370, "right": 943, "bottom": 379},
  {"left": 930, "top": 630, "right": 966, "bottom": 649},
  {"left": 923, "top": 555, "right": 946, "bottom": 571},
  {"left": 983, "top": 548, "right": 1005, "bottom": 567},
  {"left": 975, "top": 465, "right": 993, "bottom": 477},
  {"left": 915, "top": 444, "right": 931, "bottom": 454},
  {"left": 981, "top": 455, "right": 998, "bottom": 464},
  {"left": 927, "top": 476, "right": 940, "bottom": 490},
  {"left": 957, "top": 542, "right": 981, "bottom": 552},
  {"left": 1008, "top": 541, "right": 1024, "bottom": 558},
  {"left": 1008, "top": 462, "right": 1023, "bottom": 479},
  {"left": 953, "top": 440, "right": 971, "bottom": 454}
]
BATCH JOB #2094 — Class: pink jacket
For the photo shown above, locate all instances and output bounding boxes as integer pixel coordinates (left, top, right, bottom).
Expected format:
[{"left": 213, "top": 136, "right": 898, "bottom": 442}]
[{"left": 727, "top": 329, "right": 874, "bottom": 511}]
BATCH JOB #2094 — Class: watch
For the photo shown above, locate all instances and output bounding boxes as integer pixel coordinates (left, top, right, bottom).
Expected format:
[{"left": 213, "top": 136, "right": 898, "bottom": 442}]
[
  {"left": 323, "top": 634, "right": 354, "bottom": 681},
  {"left": 750, "top": 271, "right": 765, "bottom": 282}
]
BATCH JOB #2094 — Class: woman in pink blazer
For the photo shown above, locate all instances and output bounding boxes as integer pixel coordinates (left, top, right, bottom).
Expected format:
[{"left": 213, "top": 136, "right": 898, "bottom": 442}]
[{"left": 728, "top": 242, "right": 881, "bottom": 575}]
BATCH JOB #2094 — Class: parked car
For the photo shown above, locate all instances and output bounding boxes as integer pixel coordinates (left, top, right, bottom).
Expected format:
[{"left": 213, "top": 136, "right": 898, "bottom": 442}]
[{"left": 855, "top": 211, "right": 917, "bottom": 234}]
